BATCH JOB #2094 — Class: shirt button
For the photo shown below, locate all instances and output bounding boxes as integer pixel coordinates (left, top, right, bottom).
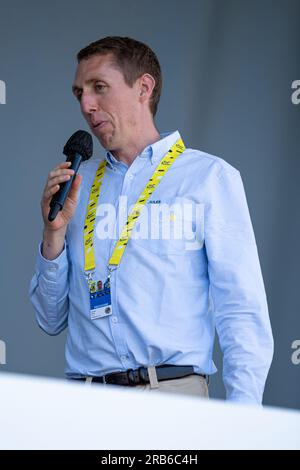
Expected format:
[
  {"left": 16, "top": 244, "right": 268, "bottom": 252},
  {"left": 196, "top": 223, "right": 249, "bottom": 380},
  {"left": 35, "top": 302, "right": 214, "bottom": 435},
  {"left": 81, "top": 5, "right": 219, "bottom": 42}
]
[
  {"left": 121, "top": 355, "right": 128, "bottom": 361},
  {"left": 128, "top": 173, "right": 134, "bottom": 180},
  {"left": 112, "top": 316, "right": 118, "bottom": 323},
  {"left": 48, "top": 266, "right": 57, "bottom": 272}
]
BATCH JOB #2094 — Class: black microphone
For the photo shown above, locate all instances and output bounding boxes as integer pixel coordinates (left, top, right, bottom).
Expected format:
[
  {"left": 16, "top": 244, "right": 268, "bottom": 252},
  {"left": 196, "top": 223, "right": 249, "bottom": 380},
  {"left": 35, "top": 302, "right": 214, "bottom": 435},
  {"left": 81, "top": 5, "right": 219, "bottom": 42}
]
[{"left": 48, "top": 130, "right": 93, "bottom": 222}]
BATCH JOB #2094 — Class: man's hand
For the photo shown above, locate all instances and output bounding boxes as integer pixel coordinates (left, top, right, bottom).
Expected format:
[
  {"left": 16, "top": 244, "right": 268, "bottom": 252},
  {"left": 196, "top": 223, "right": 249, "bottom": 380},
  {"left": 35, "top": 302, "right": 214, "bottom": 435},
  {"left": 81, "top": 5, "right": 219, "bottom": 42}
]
[{"left": 40, "top": 161, "right": 82, "bottom": 260}]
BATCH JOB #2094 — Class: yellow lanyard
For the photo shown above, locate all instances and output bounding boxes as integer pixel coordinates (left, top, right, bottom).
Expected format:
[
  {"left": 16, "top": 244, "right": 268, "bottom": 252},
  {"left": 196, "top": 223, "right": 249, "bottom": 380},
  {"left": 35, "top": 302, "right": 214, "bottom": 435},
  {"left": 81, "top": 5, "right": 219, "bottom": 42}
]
[{"left": 84, "top": 137, "right": 186, "bottom": 274}]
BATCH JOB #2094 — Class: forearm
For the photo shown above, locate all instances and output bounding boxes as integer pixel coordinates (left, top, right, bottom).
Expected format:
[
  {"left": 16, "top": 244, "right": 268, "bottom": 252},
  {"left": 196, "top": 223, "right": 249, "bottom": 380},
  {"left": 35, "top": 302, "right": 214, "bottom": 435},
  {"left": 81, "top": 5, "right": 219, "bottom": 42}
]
[
  {"left": 216, "top": 303, "right": 274, "bottom": 404},
  {"left": 42, "top": 227, "right": 67, "bottom": 260},
  {"left": 29, "top": 240, "right": 70, "bottom": 335},
  {"left": 211, "top": 244, "right": 274, "bottom": 404}
]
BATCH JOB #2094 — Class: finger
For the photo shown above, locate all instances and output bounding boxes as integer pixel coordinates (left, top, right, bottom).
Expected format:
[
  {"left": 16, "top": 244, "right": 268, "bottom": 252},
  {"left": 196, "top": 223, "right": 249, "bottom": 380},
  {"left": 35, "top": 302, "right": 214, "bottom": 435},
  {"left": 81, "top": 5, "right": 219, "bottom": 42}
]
[
  {"left": 44, "top": 184, "right": 60, "bottom": 200},
  {"left": 46, "top": 173, "right": 72, "bottom": 189},
  {"left": 43, "top": 174, "right": 72, "bottom": 201},
  {"left": 49, "top": 168, "right": 74, "bottom": 179},
  {"left": 54, "top": 161, "right": 72, "bottom": 171}
]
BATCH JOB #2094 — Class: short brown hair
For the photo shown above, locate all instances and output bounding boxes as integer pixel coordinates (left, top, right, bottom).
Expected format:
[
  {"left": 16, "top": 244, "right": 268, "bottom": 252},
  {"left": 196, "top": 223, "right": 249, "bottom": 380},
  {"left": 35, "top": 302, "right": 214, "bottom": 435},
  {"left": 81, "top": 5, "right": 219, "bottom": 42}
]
[{"left": 77, "top": 36, "right": 162, "bottom": 117}]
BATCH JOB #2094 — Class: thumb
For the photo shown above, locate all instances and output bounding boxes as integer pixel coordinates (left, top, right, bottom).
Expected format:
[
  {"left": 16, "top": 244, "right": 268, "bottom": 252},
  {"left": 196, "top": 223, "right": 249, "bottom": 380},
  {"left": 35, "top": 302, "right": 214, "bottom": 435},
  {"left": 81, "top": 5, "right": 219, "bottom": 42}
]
[{"left": 68, "top": 173, "right": 82, "bottom": 202}]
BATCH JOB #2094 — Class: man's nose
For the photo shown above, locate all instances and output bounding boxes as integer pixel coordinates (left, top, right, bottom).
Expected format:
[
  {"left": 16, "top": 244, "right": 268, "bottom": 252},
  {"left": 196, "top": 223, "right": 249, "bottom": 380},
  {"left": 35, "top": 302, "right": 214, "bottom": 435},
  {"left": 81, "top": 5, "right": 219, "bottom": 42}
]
[{"left": 80, "top": 93, "right": 98, "bottom": 115}]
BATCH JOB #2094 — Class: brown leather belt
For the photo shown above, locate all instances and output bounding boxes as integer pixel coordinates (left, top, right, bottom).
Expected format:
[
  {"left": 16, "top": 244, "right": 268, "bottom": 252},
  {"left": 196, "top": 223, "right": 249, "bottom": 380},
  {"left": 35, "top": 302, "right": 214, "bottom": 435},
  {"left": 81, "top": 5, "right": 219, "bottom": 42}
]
[{"left": 72, "top": 364, "right": 207, "bottom": 386}]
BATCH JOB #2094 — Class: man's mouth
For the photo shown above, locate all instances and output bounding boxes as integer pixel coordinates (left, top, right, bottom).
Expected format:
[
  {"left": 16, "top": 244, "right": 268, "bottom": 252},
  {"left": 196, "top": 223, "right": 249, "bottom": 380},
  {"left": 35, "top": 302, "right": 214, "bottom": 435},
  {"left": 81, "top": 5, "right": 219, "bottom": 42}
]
[{"left": 92, "top": 121, "right": 108, "bottom": 129}]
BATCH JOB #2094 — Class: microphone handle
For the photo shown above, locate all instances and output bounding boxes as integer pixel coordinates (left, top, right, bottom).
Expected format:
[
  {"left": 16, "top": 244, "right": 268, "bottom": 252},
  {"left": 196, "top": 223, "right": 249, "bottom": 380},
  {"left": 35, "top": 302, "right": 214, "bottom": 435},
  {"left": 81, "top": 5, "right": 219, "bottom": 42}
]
[{"left": 48, "top": 153, "right": 82, "bottom": 222}]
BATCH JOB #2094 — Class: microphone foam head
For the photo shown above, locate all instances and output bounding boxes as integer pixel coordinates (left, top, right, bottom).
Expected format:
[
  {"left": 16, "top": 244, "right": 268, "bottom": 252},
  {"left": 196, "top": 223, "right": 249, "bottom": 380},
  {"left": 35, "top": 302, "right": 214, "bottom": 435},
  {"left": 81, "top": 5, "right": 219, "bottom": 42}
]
[{"left": 63, "top": 130, "right": 93, "bottom": 161}]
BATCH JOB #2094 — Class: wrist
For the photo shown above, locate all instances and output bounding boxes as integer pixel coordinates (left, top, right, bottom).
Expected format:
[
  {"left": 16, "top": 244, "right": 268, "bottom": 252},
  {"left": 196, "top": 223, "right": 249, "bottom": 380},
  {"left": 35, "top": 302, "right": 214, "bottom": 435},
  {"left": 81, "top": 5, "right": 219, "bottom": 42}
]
[{"left": 42, "top": 227, "right": 66, "bottom": 260}]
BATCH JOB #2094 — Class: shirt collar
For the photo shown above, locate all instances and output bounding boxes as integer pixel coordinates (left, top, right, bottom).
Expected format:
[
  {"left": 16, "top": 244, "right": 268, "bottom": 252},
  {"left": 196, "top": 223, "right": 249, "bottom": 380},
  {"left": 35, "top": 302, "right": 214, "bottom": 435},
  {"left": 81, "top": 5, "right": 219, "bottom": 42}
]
[{"left": 105, "top": 130, "right": 181, "bottom": 169}]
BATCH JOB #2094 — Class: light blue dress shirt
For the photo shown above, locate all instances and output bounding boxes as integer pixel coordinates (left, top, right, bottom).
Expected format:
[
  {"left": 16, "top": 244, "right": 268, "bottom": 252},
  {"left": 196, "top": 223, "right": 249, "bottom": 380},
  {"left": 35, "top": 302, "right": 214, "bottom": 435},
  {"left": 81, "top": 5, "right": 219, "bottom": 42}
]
[{"left": 29, "top": 130, "right": 274, "bottom": 404}]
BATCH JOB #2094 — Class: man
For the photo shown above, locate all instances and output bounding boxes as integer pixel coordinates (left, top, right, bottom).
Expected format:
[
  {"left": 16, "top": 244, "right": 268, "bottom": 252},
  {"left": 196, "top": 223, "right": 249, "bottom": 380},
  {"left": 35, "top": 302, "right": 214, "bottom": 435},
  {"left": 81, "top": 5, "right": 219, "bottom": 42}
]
[{"left": 29, "top": 36, "right": 274, "bottom": 403}]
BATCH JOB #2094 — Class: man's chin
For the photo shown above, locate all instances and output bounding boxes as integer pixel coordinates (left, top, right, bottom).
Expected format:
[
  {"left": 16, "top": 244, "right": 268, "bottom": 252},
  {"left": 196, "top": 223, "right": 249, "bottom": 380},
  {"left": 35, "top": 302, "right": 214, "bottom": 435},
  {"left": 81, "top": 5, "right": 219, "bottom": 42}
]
[{"left": 93, "top": 132, "right": 113, "bottom": 150}]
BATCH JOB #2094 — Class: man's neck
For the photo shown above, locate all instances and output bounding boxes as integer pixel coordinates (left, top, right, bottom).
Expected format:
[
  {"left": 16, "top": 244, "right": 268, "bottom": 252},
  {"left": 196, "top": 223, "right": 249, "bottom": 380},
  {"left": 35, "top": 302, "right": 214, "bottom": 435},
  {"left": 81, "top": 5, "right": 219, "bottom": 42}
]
[{"left": 111, "top": 127, "right": 161, "bottom": 167}]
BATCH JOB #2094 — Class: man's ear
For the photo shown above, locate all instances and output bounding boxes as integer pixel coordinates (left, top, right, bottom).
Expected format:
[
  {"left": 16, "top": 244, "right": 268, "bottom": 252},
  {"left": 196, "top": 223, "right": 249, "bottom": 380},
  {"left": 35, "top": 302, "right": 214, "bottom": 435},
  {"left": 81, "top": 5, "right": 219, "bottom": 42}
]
[{"left": 139, "top": 73, "right": 156, "bottom": 99}]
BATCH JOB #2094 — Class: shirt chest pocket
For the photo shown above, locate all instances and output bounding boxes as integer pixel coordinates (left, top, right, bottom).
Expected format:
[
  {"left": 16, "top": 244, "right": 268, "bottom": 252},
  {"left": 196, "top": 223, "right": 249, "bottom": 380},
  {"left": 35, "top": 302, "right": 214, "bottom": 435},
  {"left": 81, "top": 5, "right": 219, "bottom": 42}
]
[{"left": 129, "top": 197, "right": 204, "bottom": 255}]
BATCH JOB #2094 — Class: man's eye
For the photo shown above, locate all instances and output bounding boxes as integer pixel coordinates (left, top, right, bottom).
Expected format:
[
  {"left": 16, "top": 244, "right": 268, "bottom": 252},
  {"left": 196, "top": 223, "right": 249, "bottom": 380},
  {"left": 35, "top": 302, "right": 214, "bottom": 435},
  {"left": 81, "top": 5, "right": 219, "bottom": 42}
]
[
  {"left": 95, "top": 84, "right": 105, "bottom": 92},
  {"left": 76, "top": 93, "right": 82, "bottom": 101}
]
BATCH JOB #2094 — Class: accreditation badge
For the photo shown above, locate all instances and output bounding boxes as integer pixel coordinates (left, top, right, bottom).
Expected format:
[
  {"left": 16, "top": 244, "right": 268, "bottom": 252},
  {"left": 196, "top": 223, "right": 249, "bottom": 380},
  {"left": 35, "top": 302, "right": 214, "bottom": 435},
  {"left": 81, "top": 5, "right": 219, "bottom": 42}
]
[{"left": 88, "top": 276, "right": 113, "bottom": 320}]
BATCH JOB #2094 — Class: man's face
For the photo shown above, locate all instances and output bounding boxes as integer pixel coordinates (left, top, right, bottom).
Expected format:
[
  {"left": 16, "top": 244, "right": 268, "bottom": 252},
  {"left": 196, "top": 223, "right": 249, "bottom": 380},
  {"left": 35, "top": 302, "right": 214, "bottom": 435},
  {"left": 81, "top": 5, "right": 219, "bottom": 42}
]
[{"left": 72, "top": 54, "right": 142, "bottom": 151}]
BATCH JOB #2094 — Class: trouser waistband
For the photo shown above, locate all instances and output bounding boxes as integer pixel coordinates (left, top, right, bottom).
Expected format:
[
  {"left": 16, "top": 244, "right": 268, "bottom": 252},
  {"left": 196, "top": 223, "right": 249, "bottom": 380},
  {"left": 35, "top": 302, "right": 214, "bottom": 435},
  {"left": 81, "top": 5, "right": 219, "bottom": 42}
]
[{"left": 71, "top": 364, "right": 208, "bottom": 386}]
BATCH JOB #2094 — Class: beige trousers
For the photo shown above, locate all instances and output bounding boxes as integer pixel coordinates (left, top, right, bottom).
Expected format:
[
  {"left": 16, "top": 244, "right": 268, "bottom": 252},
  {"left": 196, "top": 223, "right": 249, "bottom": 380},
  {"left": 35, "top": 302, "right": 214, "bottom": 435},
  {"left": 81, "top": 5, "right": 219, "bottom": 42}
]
[{"left": 133, "top": 374, "right": 209, "bottom": 398}]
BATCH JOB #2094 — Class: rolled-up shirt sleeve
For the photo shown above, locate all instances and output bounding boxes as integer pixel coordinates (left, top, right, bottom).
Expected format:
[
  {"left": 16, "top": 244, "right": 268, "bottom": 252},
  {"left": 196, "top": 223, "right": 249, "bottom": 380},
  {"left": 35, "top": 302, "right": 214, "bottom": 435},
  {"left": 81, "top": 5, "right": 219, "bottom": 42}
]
[
  {"left": 205, "top": 164, "right": 274, "bottom": 404},
  {"left": 29, "top": 240, "right": 69, "bottom": 335}
]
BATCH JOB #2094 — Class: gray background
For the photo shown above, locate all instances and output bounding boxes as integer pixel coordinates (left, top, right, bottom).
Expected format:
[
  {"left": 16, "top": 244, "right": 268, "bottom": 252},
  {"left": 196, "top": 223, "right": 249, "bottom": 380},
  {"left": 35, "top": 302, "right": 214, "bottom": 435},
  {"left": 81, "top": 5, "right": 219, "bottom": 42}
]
[{"left": 0, "top": 0, "right": 299, "bottom": 409}]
